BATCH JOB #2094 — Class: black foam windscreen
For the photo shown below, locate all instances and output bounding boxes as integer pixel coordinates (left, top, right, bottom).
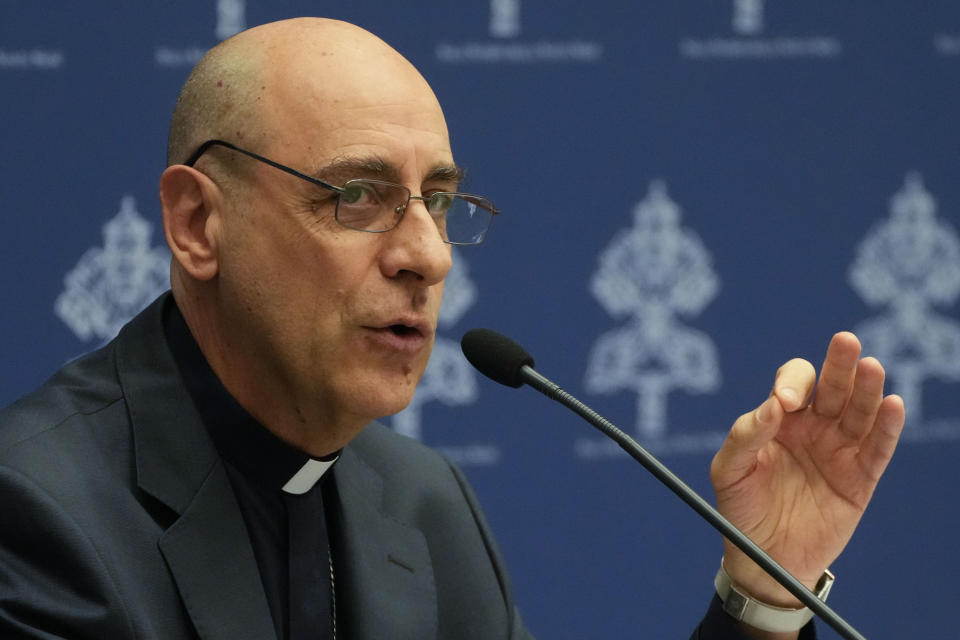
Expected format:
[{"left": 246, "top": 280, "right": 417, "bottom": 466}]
[{"left": 460, "top": 328, "right": 535, "bottom": 388}]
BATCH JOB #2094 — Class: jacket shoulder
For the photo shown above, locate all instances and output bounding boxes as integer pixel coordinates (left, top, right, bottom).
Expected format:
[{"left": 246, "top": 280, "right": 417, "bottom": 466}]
[{"left": 0, "top": 342, "right": 123, "bottom": 456}]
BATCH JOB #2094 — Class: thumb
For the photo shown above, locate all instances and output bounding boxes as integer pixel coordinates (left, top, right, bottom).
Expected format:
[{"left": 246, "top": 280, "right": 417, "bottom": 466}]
[{"left": 711, "top": 395, "right": 784, "bottom": 489}]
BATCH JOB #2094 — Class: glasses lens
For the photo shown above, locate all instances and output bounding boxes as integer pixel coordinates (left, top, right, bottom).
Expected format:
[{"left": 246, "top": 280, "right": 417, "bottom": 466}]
[
  {"left": 440, "top": 194, "right": 495, "bottom": 245},
  {"left": 337, "top": 180, "right": 495, "bottom": 244},
  {"left": 337, "top": 180, "right": 408, "bottom": 231}
]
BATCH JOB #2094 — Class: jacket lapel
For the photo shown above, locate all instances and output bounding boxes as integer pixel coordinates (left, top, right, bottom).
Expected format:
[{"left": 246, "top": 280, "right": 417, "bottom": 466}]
[
  {"left": 158, "top": 463, "right": 277, "bottom": 640},
  {"left": 117, "top": 295, "right": 277, "bottom": 640},
  {"left": 333, "top": 445, "right": 438, "bottom": 640}
]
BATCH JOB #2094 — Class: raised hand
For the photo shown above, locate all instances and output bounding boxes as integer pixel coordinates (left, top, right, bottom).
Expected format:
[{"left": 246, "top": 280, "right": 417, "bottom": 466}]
[{"left": 710, "top": 331, "right": 905, "bottom": 609}]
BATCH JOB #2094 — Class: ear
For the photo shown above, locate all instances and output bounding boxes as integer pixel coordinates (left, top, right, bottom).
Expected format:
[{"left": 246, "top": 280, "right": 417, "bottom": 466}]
[{"left": 159, "top": 165, "right": 222, "bottom": 281}]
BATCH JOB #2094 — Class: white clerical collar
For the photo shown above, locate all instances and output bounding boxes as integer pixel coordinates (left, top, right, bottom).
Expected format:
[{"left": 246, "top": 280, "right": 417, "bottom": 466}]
[{"left": 281, "top": 456, "right": 339, "bottom": 495}]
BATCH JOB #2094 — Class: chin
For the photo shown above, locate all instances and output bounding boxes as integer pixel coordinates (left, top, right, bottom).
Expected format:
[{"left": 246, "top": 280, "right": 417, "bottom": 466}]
[
  {"left": 378, "top": 390, "right": 419, "bottom": 419},
  {"left": 326, "top": 353, "right": 428, "bottom": 419},
  {"left": 345, "top": 383, "right": 418, "bottom": 422}
]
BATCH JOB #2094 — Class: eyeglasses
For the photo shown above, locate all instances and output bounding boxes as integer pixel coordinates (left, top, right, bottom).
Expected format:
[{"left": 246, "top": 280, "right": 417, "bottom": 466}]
[{"left": 183, "top": 139, "right": 499, "bottom": 245}]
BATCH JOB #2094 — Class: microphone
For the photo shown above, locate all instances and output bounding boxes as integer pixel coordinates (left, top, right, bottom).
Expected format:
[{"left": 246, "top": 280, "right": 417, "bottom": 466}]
[
  {"left": 461, "top": 328, "right": 866, "bottom": 640},
  {"left": 460, "top": 327, "right": 533, "bottom": 388}
]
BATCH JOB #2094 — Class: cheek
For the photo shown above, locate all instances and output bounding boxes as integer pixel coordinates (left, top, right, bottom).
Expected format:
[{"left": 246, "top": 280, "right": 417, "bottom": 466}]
[{"left": 289, "top": 248, "right": 378, "bottom": 341}]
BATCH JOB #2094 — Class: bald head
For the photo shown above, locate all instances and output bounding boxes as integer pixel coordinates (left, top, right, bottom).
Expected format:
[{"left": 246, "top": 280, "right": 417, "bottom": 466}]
[{"left": 166, "top": 18, "right": 446, "bottom": 167}]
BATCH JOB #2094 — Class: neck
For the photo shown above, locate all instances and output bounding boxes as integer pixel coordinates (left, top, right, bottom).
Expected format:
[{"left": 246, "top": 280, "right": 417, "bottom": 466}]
[{"left": 171, "top": 277, "right": 365, "bottom": 458}]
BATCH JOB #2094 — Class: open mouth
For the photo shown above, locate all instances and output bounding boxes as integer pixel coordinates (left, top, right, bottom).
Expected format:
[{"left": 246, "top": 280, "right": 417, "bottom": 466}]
[
  {"left": 389, "top": 324, "right": 420, "bottom": 337},
  {"left": 366, "top": 322, "right": 428, "bottom": 353}
]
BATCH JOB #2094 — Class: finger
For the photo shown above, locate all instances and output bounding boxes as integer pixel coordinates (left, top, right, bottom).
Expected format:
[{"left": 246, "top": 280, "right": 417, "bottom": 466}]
[
  {"left": 812, "top": 332, "right": 862, "bottom": 419},
  {"left": 858, "top": 394, "right": 906, "bottom": 484},
  {"left": 772, "top": 357, "right": 816, "bottom": 412},
  {"left": 711, "top": 396, "right": 783, "bottom": 489},
  {"left": 838, "top": 357, "right": 886, "bottom": 441}
]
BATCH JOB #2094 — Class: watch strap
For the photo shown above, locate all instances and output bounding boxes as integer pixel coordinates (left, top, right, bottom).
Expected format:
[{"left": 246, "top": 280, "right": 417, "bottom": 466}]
[{"left": 714, "top": 561, "right": 835, "bottom": 633}]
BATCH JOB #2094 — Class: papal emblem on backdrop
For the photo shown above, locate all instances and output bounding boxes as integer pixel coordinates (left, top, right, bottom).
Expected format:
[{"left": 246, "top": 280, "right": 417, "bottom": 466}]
[
  {"left": 732, "top": 0, "right": 765, "bottom": 36},
  {"left": 680, "top": 0, "right": 840, "bottom": 59},
  {"left": 437, "top": 0, "right": 601, "bottom": 63},
  {"left": 489, "top": 0, "right": 521, "bottom": 39},
  {"left": 215, "top": 0, "right": 246, "bottom": 40},
  {"left": 581, "top": 181, "right": 722, "bottom": 456},
  {"left": 156, "top": 0, "right": 245, "bottom": 67},
  {"left": 848, "top": 173, "right": 960, "bottom": 438},
  {"left": 55, "top": 196, "right": 170, "bottom": 343}
]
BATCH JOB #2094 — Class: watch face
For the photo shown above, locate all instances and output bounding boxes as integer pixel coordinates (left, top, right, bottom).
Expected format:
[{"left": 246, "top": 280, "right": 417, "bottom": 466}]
[{"left": 815, "top": 569, "right": 836, "bottom": 600}]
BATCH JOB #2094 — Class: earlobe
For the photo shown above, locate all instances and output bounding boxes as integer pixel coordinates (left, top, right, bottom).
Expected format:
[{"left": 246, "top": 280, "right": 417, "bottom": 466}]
[{"left": 159, "top": 165, "right": 221, "bottom": 281}]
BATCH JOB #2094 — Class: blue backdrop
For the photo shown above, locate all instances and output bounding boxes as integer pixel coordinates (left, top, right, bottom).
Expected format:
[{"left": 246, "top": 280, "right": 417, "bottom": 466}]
[{"left": 2, "top": 2, "right": 958, "bottom": 638}]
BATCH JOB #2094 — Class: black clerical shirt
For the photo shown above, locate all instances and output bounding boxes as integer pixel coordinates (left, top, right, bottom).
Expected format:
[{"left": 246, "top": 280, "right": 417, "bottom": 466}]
[{"left": 164, "top": 298, "right": 338, "bottom": 640}]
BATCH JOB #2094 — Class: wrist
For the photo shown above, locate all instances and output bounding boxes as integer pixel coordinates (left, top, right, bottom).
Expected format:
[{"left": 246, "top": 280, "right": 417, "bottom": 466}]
[
  {"left": 720, "top": 547, "right": 823, "bottom": 608},
  {"left": 714, "top": 559, "right": 834, "bottom": 634}
]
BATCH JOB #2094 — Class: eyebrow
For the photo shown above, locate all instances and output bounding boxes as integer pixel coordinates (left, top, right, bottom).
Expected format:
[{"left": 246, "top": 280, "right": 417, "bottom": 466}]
[
  {"left": 314, "top": 156, "right": 467, "bottom": 188},
  {"left": 425, "top": 164, "right": 467, "bottom": 185}
]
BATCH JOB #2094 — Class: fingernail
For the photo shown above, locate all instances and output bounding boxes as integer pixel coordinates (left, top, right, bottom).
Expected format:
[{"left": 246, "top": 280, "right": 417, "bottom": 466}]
[
  {"left": 756, "top": 397, "right": 776, "bottom": 424},
  {"left": 780, "top": 387, "right": 800, "bottom": 408}
]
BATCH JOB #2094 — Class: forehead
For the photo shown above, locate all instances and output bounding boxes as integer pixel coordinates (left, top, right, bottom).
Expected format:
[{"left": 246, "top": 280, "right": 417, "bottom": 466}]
[
  {"left": 312, "top": 156, "right": 465, "bottom": 189},
  {"left": 257, "top": 43, "right": 454, "bottom": 180}
]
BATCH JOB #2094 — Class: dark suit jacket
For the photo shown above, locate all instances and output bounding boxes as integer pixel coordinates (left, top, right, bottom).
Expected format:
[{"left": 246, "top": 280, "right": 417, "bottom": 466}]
[
  {"left": 0, "top": 295, "right": 531, "bottom": 639},
  {"left": 0, "top": 295, "right": 785, "bottom": 639}
]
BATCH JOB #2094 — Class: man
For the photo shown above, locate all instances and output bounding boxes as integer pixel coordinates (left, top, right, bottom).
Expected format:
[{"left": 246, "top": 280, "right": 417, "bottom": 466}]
[{"left": 0, "top": 17, "right": 903, "bottom": 640}]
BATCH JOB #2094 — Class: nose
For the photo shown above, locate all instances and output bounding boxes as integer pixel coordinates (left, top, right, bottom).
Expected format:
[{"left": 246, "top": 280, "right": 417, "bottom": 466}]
[{"left": 378, "top": 197, "right": 452, "bottom": 286}]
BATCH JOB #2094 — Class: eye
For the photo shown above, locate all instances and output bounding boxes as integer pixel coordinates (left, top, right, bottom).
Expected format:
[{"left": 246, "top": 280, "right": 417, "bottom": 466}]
[
  {"left": 426, "top": 192, "right": 455, "bottom": 214},
  {"left": 340, "top": 181, "right": 381, "bottom": 206},
  {"left": 337, "top": 180, "right": 405, "bottom": 230}
]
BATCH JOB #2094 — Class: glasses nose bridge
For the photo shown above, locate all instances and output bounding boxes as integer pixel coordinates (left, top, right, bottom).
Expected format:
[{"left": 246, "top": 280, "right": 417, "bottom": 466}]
[
  {"left": 405, "top": 193, "right": 430, "bottom": 209},
  {"left": 393, "top": 193, "right": 448, "bottom": 241},
  {"left": 396, "top": 193, "right": 436, "bottom": 220},
  {"left": 391, "top": 188, "right": 423, "bottom": 212}
]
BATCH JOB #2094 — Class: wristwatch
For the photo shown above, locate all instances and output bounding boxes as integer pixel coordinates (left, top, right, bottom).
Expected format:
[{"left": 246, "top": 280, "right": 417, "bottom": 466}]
[{"left": 714, "top": 561, "right": 835, "bottom": 633}]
